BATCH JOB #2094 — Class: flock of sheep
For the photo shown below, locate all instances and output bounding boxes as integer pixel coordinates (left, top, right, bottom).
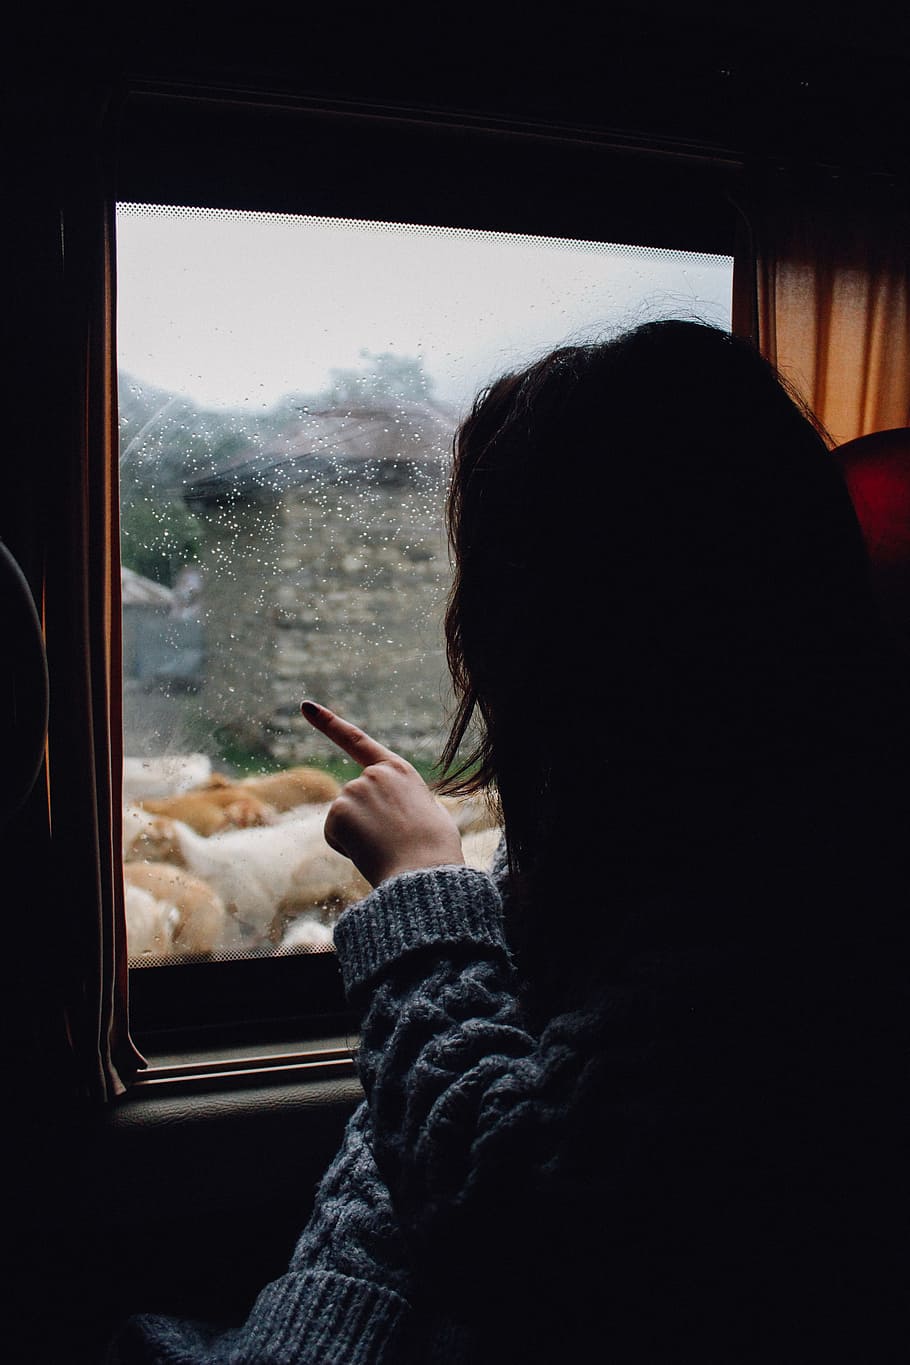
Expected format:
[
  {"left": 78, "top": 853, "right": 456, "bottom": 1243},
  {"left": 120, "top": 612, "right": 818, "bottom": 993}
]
[{"left": 122, "top": 754, "right": 501, "bottom": 961}]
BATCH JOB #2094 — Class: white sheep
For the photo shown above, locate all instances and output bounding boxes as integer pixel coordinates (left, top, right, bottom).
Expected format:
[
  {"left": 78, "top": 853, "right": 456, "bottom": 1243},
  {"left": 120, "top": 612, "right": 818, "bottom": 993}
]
[
  {"left": 144, "top": 805, "right": 369, "bottom": 945},
  {"left": 460, "top": 824, "right": 502, "bottom": 871},
  {"left": 275, "top": 914, "right": 335, "bottom": 954},
  {"left": 123, "top": 752, "right": 213, "bottom": 801},
  {"left": 124, "top": 883, "right": 180, "bottom": 958}
]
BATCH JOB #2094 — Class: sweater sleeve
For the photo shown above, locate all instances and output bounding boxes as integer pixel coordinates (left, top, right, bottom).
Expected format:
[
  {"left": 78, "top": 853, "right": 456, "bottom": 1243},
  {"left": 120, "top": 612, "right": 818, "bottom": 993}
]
[{"left": 330, "top": 863, "right": 671, "bottom": 1310}]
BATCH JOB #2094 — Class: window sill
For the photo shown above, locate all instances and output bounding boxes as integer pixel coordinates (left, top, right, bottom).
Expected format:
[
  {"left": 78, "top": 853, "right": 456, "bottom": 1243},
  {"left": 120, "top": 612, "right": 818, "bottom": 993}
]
[{"left": 132, "top": 1035, "right": 359, "bottom": 1097}]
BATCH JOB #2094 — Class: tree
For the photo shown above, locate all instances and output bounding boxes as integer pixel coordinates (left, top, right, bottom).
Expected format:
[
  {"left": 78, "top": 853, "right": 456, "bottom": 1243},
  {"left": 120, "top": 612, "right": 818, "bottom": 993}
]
[
  {"left": 316, "top": 351, "right": 436, "bottom": 408},
  {"left": 120, "top": 492, "right": 205, "bottom": 587}
]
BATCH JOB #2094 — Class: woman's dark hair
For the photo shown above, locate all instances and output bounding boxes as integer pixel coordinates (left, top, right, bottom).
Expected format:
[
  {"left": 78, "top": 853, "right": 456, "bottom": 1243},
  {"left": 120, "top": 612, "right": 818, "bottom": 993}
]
[{"left": 436, "top": 320, "right": 904, "bottom": 903}]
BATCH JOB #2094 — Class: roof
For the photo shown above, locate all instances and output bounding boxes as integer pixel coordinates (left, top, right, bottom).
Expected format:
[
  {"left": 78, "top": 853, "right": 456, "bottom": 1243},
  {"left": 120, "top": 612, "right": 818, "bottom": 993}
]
[
  {"left": 184, "top": 399, "right": 459, "bottom": 505},
  {"left": 121, "top": 566, "right": 174, "bottom": 607}
]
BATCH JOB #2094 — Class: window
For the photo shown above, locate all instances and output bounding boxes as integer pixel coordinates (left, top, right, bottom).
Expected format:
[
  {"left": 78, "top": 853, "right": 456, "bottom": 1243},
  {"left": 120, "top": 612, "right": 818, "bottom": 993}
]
[
  {"left": 114, "top": 95, "right": 738, "bottom": 1044},
  {"left": 118, "top": 203, "right": 732, "bottom": 974}
]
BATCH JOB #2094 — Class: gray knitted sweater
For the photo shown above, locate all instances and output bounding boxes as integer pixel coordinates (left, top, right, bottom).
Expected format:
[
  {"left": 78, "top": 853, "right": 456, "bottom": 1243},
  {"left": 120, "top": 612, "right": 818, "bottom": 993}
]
[{"left": 113, "top": 834, "right": 906, "bottom": 1363}]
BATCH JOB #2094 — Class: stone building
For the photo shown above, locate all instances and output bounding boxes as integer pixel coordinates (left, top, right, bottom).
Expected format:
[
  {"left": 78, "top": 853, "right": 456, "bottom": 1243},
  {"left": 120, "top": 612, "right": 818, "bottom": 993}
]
[
  {"left": 182, "top": 398, "right": 460, "bottom": 767},
  {"left": 121, "top": 566, "right": 174, "bottom": 683}
]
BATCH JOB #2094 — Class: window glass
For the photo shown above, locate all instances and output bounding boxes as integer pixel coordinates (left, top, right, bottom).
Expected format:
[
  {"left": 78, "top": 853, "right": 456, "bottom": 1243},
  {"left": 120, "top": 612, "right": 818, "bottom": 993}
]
[{"left": 116, "top": 204, "right": 732, "bottom": 966}]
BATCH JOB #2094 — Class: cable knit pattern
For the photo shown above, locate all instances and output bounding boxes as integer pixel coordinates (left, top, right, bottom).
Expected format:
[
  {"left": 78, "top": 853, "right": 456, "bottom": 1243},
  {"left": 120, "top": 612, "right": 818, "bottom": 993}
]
[
  {"left": 287, "top": 1101, "right": 412, "bottom": 1294},
  {"left": 332, "top": 865, "right": 509, "bottom": 998},
  {"left": 331, "top": 866, "right": 724, "bottom": 1357}
]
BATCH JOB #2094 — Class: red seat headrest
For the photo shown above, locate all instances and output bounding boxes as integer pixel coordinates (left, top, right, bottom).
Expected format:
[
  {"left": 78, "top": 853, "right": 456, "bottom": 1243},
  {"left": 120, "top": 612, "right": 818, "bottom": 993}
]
[{"left": 834, "top": 427, "right": 910, "bottom": 636}]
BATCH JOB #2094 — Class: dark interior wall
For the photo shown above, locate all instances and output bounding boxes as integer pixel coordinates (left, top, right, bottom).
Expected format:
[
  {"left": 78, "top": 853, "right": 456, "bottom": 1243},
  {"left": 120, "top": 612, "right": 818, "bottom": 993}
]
[{"left": 109, "top": 4, "right": 910, "bottom": 178}]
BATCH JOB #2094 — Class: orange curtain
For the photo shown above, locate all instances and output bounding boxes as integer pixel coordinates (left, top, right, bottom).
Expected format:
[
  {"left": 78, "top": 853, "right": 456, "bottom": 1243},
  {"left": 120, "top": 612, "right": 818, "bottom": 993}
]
[
  {"left": 44, "top": 86, "right": 145, "bottom": 1101},
  {"left": 733, "top": 172, "right": 910, "bottom": 446}
]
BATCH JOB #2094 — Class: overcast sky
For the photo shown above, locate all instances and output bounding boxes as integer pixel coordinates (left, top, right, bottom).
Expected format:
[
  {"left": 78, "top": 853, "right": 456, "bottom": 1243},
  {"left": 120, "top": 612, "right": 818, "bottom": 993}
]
[{"left": 116, "top": 205, "right": 733, "bottom": 417}]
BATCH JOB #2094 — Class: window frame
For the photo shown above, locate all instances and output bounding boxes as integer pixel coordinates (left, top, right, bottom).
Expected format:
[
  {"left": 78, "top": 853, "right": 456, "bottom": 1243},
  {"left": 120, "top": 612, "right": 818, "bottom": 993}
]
[{"left": 114, "top": 85, "right": 743, "bottom": 1057}]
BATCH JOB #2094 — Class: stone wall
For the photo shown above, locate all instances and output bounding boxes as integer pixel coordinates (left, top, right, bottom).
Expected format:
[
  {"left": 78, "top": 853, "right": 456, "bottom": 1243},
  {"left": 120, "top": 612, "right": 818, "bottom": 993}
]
[
  {"left": 269, "top": 464, "right": 453, "bottom": 763},
  {"left": 181, "top": 462, "right": 454, "bottom": 767},
  {"left": 194, "top": 494, "right": 284, "bottom": 750}
]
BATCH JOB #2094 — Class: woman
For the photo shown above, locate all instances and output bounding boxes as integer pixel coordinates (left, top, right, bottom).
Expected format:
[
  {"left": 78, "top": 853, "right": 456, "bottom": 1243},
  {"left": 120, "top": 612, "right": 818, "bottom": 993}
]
[{"left": 115, "top": 321, "right": 910, "bottom": 1362}]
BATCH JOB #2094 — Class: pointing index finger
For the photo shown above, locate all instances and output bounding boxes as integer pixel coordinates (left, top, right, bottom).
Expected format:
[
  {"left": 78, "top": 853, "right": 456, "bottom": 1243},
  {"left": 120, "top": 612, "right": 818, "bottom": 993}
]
[{"left": 300, "top": 701, "right": 397, "bottom": 769}]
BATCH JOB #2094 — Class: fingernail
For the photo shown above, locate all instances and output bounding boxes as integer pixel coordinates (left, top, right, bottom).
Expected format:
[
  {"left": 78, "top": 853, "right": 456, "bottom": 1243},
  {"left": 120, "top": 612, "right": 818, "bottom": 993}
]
[{"left": 300, "top": 700, "right": 322, "bottom": 719}]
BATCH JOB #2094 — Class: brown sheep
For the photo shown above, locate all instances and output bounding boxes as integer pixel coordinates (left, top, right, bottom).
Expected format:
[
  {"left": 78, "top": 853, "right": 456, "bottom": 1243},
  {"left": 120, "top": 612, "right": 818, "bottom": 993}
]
[
  {"left": 123, "top": 861, "right": 229, "bottom": 955},
  {"left": 233, "top": 766, "right": 342, "bottom": 811},
  {"left": 123, "top": 805, "right": 188, "bottom": 865},
  {"left": 136, "top": 766, "right": 341, "bottom": 836},
  {"left": 138, "top": 784, "right": 277, "bottom": 837}
]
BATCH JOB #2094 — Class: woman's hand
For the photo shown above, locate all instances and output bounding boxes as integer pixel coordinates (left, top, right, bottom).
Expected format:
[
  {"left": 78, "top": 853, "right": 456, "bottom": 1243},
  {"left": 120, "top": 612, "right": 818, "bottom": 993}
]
[{"left": 300, "top": 701, "right": 464, "bottom": 887}]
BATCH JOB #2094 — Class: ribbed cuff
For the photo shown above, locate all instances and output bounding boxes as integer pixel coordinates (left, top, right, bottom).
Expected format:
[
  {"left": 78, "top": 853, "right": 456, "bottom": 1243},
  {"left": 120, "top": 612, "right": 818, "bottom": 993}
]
[
  {"left": 333, "top": 865, "right": 508, "bottom": 1001},
  {"left": 236, "top": 1269, "right": 411, "bottom": 1365}
]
